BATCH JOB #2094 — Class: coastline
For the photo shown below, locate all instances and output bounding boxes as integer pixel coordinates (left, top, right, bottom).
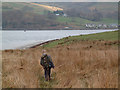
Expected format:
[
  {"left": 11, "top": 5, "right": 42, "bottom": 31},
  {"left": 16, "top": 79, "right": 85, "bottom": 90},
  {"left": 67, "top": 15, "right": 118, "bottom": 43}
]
[
  {"left": 26, "top": 39, "right": 59, "bottom": 49},
  {"left": 2, "top": 29, "right": 118, "bottom": 50},
  {"left": 20, "top": 29, "right": 118, "bottom": 49}
]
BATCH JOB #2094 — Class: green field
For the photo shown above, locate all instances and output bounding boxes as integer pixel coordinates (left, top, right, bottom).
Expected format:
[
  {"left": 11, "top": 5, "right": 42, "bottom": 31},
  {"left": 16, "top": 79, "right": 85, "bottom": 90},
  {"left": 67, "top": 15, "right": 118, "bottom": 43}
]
[
  {"left": 43, "top": 30, "right": 118, "bottom": 48},
  {"left": 2, "top": 2, "right": 49, "bottom": 15},
  {"left": 100, "top": 18, "right": 118, "bottom": 24},
  {"left": 57, "top": 16, "right": 118, "bottom": 25},
  {"left": 57, "top": 16, "right": 96, "bottom": 25}
]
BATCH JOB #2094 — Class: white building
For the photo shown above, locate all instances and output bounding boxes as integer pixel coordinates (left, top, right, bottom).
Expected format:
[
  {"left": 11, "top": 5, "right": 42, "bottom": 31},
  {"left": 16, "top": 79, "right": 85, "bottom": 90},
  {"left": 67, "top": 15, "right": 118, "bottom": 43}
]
[{"left": 56, "top": 14, "right": 60, "bottom": 16}]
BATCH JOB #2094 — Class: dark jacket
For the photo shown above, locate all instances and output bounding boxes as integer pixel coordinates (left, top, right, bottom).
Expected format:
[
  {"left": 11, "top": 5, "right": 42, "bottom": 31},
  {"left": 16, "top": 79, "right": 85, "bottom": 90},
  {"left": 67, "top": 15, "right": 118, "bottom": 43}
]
[{"left": 40, "top": 54, "right": 54, "bottom": 69}]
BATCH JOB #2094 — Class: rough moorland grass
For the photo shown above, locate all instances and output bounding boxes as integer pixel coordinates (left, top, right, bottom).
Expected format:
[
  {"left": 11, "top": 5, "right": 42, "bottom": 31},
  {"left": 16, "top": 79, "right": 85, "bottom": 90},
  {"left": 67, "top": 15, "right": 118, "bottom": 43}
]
[
  {"left": 43, "top": 30, "right": 118, "bottom": 48},
  {"left": 38, "top": 72, "right": 57, "bottom": 88},
  {"left": 2, "top": 30, "right": 118, "bottom": 88}
]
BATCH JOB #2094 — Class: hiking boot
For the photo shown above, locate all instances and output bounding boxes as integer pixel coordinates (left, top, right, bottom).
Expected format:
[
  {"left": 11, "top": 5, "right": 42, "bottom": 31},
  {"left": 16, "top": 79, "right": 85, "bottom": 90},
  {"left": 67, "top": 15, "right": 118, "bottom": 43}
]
[
  {"left": 48, "top": 77, "right": 51, "bottom": 81},
  {"left": 45, "top": 78, "right": 48, "bottom": 81},
  {"left": 48, "top": 78, "right": 50, "bottom": 81}
]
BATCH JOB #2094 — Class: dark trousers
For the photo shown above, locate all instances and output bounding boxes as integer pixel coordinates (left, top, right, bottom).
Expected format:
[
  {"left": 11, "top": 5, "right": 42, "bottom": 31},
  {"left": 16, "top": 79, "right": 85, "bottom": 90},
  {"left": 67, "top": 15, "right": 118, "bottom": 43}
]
[{"left": 44, "top": 67, "right": 51, "bottom": 81}]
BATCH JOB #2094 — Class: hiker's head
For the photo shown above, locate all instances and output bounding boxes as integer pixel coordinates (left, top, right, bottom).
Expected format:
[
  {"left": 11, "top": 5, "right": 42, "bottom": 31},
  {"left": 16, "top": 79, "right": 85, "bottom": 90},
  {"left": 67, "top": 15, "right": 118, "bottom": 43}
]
[{"left": 42, "top": 50, "right": 47, "bottom": 55}]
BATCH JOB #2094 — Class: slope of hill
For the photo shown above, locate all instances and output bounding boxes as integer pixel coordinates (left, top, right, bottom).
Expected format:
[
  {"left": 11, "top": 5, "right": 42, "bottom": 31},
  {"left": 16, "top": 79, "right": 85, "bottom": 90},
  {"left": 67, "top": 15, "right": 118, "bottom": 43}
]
[
  {"left": 45, "top": 2, "right": 118, "bottom": 15},
  {"left": 38, "top": 2, "right": 118, "bottom": 22},
  {"left": 43, "top": 30, "right": 118, "bottom": 48},
  {"left": 2, "top": 2, "right": 118, "bottom": 30},
  {"left": 2, "top": 31, "right": 118, "bottom": 88},
  {"left": 30, "top": 3, "right": 63, "bottom": 11},
  {"left": 2, "top": 2, "right": 49, "bottom": 15}
]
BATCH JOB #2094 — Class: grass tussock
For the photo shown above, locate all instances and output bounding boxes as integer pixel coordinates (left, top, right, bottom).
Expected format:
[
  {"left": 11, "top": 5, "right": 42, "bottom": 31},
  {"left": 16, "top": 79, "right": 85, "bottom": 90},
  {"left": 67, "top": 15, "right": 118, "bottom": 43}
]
[{"left": 2, "top": 40, "right": 118, "bottom": 88}]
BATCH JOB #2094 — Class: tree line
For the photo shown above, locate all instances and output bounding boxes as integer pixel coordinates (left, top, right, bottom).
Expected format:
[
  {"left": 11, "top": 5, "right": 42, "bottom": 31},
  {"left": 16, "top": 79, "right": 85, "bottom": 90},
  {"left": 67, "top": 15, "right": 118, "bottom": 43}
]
[{"left": 2, "top": 10, "right": 64, "bottom": 30}]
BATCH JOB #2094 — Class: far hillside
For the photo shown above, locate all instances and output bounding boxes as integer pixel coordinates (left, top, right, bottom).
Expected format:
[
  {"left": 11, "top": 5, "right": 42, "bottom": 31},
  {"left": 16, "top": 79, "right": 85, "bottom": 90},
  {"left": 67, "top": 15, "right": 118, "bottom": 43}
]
[
  {"left": 38, "top": 2, "right": 118, "bottom": 20},
  {"left": 2, "top": 2, "right": 118, "bottom": 30}
]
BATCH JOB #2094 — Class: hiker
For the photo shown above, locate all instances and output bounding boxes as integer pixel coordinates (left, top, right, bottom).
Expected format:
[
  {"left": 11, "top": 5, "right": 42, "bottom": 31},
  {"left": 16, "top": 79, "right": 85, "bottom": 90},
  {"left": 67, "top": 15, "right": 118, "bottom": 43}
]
[{"left": 40, "top": 50, "right": 54, "bottom": 81}]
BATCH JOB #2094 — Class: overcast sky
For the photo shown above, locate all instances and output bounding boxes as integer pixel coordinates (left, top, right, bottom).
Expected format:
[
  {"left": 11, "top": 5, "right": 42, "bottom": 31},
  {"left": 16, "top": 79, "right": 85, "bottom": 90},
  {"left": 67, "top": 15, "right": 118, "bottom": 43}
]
[{"left": 1, "top": 0, "right": 119, "bottom": 2}]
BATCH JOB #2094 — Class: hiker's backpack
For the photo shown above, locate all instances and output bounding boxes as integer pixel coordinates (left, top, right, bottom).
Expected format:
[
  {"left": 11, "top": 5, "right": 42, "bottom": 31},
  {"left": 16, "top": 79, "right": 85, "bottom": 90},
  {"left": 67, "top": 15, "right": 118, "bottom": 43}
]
[{"left": 41, "top": 54, "right": 51, "bottom": 68}]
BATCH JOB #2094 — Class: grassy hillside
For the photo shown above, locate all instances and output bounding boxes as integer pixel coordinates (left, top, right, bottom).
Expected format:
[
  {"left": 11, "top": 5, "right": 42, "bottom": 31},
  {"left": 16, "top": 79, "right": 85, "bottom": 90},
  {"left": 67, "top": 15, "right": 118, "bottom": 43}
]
[
  {"left": 2, "top": 2, "right": 49, "bottom": 15},
  {"left": 2, "top": 31, "right": 118, "bottom": 88},
  {"left": 100, "top": 18, "right": 118, "bottom": 24},
  {"left": 30, "top": 3, "right": 63, "bottom": 11},
  {"left": 43, "top": 30, "right": 118, "bottom": 48},
  {"left": 56, "top": 17, "right": 118, "bottom": 26},
  {"left": 2, "top": 2, "right": 63, "bottom": 30},
  {"left": 38, "top": 2, "right": 117, "bottom": 10},
  {"left": 57, "top": 16, "right": 96, "bottom": 24},
  {"left": 41, "top": 2, "right": 118, "bottom": 24},
  {"left": 49, "top": 2, "right": 118, "bottom": 14},
  {"left": 89, "top": 2, "right": 117, "bottom": 12},
  {"left": 2, "top": 2, "right": 118, "bottom": 30}
]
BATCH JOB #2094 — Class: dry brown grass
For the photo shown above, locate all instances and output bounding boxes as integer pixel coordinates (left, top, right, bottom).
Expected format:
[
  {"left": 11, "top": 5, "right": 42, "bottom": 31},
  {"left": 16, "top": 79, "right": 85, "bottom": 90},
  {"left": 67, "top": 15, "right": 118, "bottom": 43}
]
[
  {"left": 2, "top": 40, "right": 118, "bottom": 88},
  {"left": 30, "top": 3, "right": 63, "bottom": 11}
]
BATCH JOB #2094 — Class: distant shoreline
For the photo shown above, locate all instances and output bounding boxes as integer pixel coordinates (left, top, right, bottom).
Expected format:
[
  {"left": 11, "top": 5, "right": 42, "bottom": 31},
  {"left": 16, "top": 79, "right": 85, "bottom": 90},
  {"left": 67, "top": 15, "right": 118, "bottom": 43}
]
[
  {"left": 18, "top": 39, "right": 60, "bottom": 50},
  {"left": 2, "top": 28, "right": 118, "bottom": 31},
  {"left": 30, "top": 39, "right": 59, "bottom": 48}
]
